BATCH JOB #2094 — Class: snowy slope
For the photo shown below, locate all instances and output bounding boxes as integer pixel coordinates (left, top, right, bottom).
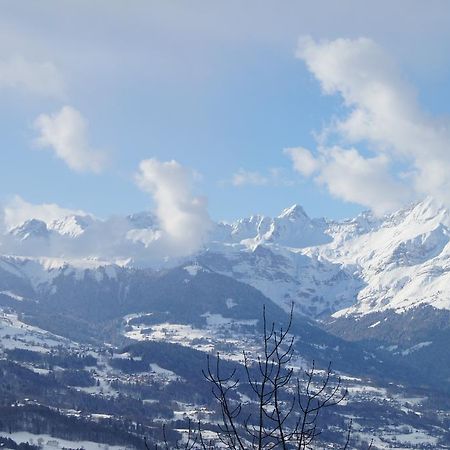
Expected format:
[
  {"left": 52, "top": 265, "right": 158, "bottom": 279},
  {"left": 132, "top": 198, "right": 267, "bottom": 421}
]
[
  {"left": 48, "top": 214, "right": 95, "bottom": 237},
  {"left": 319, "top": 198, "right": 450, "bottom": 316}
]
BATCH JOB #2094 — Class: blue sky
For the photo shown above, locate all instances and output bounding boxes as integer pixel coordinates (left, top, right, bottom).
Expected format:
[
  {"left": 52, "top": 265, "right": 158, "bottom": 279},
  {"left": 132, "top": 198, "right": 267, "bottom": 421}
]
[{"left": 1, "top": 1, "right": 450, "bottom": 223}]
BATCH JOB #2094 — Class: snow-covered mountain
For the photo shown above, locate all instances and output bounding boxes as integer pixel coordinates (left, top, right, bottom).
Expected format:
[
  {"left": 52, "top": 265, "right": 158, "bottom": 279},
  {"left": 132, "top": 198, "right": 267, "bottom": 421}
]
[
  {"left": 218, "top": 204, "right": 331, "bottom": 248},
  {"left": 48, "top": 214, "right": 95, "bottom": 237},
  {"left": 3, "top": 200, "right": 450, "bottom": 448},
  {"left": 3, "top": 197, "right": 450, "bottom": 320},
  {"left": 208, "top": 197, "right": 450, "bottom": 318},
  {"left": 319, "top": 197, "right": 450, "bottom": 316},
  {"left": 11, "top": 219, "right": 50, "bottom": 241}
]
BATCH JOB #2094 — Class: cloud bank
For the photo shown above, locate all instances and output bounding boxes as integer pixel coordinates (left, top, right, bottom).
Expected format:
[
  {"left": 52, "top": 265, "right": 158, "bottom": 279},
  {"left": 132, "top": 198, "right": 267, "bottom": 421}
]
[
  {"left": 290, "top": 36, "right": 450, "bottom": 214},
  {"left": 135, "top": 159, "right": 212, "bottom": 256},
  {"left": 0, "top": 159, "right": 211, "bottom": 264},
  {"left": 0, "top": 200, "right": 209, "bottom": 269},
  {"left": 34, "top": 106, "right": 108, "bottom": 173}
]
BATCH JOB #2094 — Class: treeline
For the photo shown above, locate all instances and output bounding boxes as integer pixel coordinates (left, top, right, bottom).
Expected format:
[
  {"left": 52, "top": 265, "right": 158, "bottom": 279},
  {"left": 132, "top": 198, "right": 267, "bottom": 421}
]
[
  {"left": 5, "top": 348, "right": 97, "bottom": 369},
  {"left": 0, "top": 436, "right": 39, "bottom": 449},
  {"left": 0, "top": 404, "right": 152, "bottom": 449}
]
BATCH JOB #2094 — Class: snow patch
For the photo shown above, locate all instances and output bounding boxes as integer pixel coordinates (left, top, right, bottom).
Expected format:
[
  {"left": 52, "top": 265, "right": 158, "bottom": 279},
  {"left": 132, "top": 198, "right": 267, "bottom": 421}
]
[
  {"left": 184, "top": 264, "right": 205, "bottom": 276},
  {"left": 226, "top": 298, "right": 237, "bottom": 309}
]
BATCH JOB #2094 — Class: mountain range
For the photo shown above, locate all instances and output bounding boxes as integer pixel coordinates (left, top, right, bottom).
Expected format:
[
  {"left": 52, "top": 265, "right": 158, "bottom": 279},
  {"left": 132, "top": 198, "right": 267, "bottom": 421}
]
[
  {"left": 1, "top": 197, "right": 450, "bottom": 448},
  {"left": 4, "top": 196, "right": 450, "bottom": 318}
]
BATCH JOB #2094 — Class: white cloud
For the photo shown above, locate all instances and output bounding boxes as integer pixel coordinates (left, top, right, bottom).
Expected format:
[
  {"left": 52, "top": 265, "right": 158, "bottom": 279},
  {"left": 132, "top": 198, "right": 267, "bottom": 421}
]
[
  {"left": 286, "top": 146, "right": 411, "bottom": 215},
  {"left": 292, "top": 36, "right": 450, "bottom": 212},
  {"left": 232, "top": 169, "right": 268, "bottom": 186},
  {"left": 316, "top": 147, "right": 411, "bottom": 216},
  {"left": 0, "top": 55, "right": 65, "bottom": 98},
  {"left": 135, "top": 159, "right": 212, "bottom": 256},
  {"left": 284, "top": 147, "right": 320, "bottom": 177},
  {"left": 33, "top": 106, "right": 108, "bottom": 173},
  {"left": 3, "top": 195, "right": 87, "bottom": 230}
]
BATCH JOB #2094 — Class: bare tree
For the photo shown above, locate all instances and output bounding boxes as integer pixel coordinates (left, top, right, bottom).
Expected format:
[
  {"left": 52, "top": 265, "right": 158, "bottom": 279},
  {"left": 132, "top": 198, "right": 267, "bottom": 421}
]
[
  {"left": 154, "top": 305, "right": 366, "bottom": 449},
  {"left": 202, "top": 304, "right": 348, "bottom": 449}
]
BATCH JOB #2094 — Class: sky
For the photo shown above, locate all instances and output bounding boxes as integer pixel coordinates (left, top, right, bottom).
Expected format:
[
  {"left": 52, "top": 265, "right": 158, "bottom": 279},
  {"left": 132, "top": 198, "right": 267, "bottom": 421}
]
[{"left": 1, "top": 1, "right": 450, "bottom": 226}]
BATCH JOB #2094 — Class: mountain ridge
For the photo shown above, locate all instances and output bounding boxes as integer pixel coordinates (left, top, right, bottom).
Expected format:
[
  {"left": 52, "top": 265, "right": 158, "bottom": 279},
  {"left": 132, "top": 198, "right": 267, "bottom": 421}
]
[{"left": 2, "top": 197, "right": 450, "bottom": 320}]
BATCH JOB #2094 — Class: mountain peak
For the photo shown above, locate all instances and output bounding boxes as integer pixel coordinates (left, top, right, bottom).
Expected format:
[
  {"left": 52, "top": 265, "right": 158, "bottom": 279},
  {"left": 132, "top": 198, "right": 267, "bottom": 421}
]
[
  {"left": 278, "top": 204, "right": 309, "bottom": 220},
  {"left": 11, "top": 219, "right": 49, "bottom": 240},
  {"left": 49, "top": 214, "right": 94, "bottom": 237},
  {"left": 409, "top": 197, "right": 448, "bottom": 222}
]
